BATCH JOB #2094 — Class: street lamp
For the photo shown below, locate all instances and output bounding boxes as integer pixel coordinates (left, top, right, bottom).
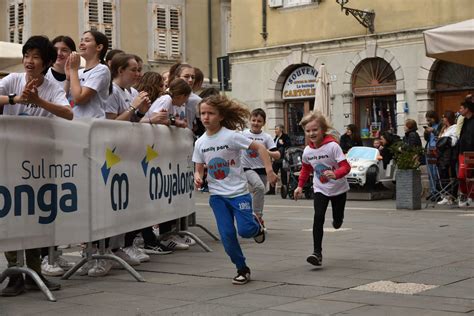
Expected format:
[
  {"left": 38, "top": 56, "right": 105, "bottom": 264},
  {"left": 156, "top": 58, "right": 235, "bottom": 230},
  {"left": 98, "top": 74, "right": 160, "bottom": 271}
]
[{"left": 336, "top": 0, "right": 375, "bottom": 34}]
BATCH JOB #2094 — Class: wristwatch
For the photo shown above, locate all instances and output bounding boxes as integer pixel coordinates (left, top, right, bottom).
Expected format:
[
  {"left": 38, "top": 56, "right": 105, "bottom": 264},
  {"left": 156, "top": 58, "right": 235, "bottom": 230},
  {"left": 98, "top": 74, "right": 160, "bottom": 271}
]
[
  {"left": 8, "top": 93, "right": 16, "bottom": 105},
  {"left": 168, "top": 114, "right": 176, "bottom": 126}
]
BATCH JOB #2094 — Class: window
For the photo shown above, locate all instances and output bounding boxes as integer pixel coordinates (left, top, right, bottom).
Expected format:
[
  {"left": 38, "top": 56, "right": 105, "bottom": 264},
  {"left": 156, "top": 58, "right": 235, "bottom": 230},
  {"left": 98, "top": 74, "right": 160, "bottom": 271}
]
[
  {"left": 84, "top": 0, "right": 117, "bottom": 49},
  {"left": 8, "top": 0, "right": 26, "bottom": 44},
  {"left": 150, "top": 2, "right": 183, "bottom": 60}
]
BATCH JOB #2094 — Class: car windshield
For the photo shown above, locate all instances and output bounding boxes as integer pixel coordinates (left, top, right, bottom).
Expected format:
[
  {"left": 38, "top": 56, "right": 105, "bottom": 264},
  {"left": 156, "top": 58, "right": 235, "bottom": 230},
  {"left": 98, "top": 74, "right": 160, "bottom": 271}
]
[{"left": 347, "top": 147, "right": 377, "bottom": 160}]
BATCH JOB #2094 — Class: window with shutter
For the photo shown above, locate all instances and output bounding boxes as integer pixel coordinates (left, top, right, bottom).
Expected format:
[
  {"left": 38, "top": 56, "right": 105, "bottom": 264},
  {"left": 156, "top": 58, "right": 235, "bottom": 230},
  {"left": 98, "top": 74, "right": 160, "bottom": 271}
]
[
  {"left": 84, "top": 0, "right": 116, "bottom": 49},
  {"left": 8, "top": 0, "right": 26, "bottom": 44},
  {"left": 151, "top": 2, "right": 183, "bottom": 61}
]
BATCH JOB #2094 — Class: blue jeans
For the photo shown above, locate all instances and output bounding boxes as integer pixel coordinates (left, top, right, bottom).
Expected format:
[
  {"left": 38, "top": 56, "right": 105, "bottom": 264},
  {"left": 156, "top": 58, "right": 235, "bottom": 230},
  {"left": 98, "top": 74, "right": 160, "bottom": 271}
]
[
  {"left": 427, "top": 163, "right": 439, "bottom": 195},
  {"left": 209, "top": 194, "right": 259, "bottom": 270}
]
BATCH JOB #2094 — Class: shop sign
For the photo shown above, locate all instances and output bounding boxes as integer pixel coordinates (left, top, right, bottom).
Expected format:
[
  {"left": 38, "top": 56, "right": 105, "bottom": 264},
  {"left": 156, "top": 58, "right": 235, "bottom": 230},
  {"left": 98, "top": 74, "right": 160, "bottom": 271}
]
[{"left": 282, "top": 66, "right": 318, "bottom": 100}]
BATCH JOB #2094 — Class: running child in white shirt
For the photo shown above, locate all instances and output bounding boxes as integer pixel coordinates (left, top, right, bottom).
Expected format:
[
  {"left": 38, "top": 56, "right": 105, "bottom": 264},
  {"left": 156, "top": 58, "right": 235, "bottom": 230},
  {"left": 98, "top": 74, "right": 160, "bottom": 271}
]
[
  {"left": 193, "top": 95, "right": 277, "bottom": 285},
  {"left": 241, "top": 108, "right": 280, "bottom": 227},
  {"left": 294, "top": 111, "right": 351, "bottom": 267}
]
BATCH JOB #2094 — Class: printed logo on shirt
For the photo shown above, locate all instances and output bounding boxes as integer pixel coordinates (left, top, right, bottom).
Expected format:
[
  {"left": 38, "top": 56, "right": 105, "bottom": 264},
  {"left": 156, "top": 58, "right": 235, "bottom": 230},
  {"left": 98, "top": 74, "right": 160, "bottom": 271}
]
[
  {"left": 178, "top": 110, "right": 185, "bottom": 120},
  {"left": 246, "top": 149, "right": 259, "bottom": 158},
  {"left": 208, "top": 157, "right": 235, "bottom": 180},
  {"left": 314, "top": 164, "right": 333, "bottom": 184}
]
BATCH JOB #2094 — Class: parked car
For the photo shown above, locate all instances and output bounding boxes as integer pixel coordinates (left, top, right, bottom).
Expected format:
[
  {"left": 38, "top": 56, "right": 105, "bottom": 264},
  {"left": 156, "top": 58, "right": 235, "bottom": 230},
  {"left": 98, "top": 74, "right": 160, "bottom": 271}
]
[{"left": 346, "top": 146, "right": 395, "bottom": 189}]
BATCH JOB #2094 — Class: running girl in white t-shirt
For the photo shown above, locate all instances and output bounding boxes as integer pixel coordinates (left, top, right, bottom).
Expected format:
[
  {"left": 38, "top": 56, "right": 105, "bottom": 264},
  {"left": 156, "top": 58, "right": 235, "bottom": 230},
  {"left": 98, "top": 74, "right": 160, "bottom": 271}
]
[
  {"left": 66, "top": 30, "right": 111, "bottom": 119},
  {"left": 105, "top": 54, "right": 150, "bottom": 121},
  {"left": 241, "top": 108, "right": 280, "bottom": 227},
  {"left": 193, "top": 95, "right": 277, "bottom": 285},
  {"left": 294, "top": 111, "right": 350, "bottom": 267},
  {"left": 143, "top": 78, "right": 190, "bottom": 127}
]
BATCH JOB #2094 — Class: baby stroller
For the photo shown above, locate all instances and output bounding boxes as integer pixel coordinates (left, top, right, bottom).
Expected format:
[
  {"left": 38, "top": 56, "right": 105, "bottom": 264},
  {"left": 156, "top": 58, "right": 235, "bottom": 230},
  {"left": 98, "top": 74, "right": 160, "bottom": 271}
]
[{"left": 280, "top": 147, "right": 314, "bottom": 199}]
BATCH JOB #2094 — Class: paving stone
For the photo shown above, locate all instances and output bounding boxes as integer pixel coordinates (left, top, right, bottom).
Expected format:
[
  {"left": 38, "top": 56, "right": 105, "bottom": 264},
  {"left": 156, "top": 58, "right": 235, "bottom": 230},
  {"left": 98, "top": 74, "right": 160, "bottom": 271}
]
[
  {"left": 209, "top": 292, "right": 300, "bottom": 309},
  {"left": 333, "top": 305, "right": 468, "bottom": 316},
  {"left": 252, "top": 284, "right": 340, "bottom": 298},
  {"left": 270, "top": 298, "right": 364, "bottom": 314},
  {"left": 149, "top": 302, "right": 258, "bottom": 315}
]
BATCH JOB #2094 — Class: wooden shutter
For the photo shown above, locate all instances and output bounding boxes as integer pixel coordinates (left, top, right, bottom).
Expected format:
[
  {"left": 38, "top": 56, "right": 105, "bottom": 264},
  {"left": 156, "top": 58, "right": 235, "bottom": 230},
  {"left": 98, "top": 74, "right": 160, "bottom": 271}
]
[
  {"left": 102, "top": 0, "right": 114, "bottom": 49},
  {"left": 153, "top": 4, "right": 182, "bottom": 60},
  {"left": 85, "top": 0, "right": 115, "bottom": 49},
  {"left": 8, "top": 0, "right": 24, "bottom": 43}
]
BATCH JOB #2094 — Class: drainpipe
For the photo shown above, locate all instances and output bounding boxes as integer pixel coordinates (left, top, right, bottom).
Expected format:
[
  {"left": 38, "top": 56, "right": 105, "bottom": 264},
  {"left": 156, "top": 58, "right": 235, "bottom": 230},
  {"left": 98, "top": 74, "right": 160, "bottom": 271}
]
[
  {"left": 261, "top": 0, "right": 268, "bottom": 40},
  {"left": 208, "top": 0, "right": 213, "bottom": 84}
]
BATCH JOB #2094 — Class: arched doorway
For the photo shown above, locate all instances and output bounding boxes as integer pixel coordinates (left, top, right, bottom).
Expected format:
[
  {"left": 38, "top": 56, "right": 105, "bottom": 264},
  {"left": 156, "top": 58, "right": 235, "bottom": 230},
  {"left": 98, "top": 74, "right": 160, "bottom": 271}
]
[
  {"left": 282, "top": 65, "right": 317, "bottom": 146},
  {"left": 434, "top": 61, "right": 474, "bottom": 114},
  {"left": 352, "top": 58, "right": 397, "bottom": 143}
]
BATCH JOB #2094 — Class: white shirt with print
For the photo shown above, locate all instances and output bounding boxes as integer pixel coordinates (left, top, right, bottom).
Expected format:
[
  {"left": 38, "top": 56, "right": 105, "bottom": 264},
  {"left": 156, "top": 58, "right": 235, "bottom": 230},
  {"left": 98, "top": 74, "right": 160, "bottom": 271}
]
[
  {"left": 193, "top": 127, "right": 253, "bottom": 197},
  {"left": 302, "top": 141, "right": 349, "bottom": 197},
  {"left": 241, "top": 129, "right": 276, "bottom": 169},
  {"left": 149, "top": 94, "right": 186, "bottom": 121},
  {"left": 0, "top": 73, "right": 69, "bottom": 118},
  {"left": 72, "top": 63, "right": 110, "bottom": 119},
  {"left": 185, "top": 92, "right": 201, "bottom": 129},
  {"left": 105, "top": 82, "right": 133, "bottom": 115}
]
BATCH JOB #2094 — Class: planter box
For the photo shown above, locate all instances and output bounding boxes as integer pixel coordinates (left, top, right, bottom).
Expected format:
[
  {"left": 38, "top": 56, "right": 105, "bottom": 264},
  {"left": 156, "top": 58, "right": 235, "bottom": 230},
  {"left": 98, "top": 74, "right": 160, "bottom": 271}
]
[{"left": 396, "top": 169, "right": 422, "bottom": 210}]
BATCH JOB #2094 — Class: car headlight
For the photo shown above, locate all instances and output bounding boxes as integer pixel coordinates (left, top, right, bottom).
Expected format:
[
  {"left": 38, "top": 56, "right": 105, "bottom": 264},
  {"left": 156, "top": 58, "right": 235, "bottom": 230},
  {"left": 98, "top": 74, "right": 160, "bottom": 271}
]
[{"left": 358, "top": 166, "right": 366, "bottom": 172}]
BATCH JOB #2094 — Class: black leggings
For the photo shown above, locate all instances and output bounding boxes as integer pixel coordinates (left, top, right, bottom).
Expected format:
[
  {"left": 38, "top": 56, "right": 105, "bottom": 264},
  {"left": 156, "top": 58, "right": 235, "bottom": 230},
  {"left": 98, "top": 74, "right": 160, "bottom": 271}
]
[{"left": 312, "top": 192, "right": 347, "bottom": 254}]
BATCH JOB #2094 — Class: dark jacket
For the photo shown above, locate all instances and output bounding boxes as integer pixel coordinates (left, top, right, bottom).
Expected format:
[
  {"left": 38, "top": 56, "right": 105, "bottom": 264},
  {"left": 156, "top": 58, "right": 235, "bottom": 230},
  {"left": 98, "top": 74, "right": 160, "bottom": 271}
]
[
  {"left": 403, "top": 128, "right": 422, "bottom": 147},
  {"left": 274, "top": 133, "right": 291, "bottom": 163},
  {"left": 459, "top": 115, "right": 474, "bottom": 153},
  {"left": 340, "top": 134, "right": 363, "bottom": 154}
]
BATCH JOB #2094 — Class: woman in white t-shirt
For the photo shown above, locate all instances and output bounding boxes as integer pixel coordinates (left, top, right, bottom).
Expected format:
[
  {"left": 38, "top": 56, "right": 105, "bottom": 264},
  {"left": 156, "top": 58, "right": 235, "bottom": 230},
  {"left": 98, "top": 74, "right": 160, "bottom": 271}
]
[
  {"left": 142, "top": 78, "right": 190, "bottom": 127},
  {"left": 294, "top": 111, "right": 351, "bottom": 267},
  {"left": 105, "top": 54, "right": 150, "bottom": 121},
  {"left": 66, "top": 30, "right": 111, "bottom": 119}
]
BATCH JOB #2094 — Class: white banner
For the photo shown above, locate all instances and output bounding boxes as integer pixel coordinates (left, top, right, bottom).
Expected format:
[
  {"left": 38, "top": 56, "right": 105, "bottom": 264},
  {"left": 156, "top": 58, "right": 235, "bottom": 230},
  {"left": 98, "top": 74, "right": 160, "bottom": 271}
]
[{"left": 0, "top": 117, "right": 195, "bottom": 252}]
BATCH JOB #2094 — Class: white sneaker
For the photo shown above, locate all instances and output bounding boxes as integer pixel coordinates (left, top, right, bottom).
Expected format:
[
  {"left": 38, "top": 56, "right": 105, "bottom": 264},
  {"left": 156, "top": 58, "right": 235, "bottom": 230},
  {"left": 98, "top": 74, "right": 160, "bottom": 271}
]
[
  {"left": 143, "top": 245, "right": 173, "bottom": 255},
  {"left": 459, "top": 199, "right": 470, "bottom": 207},
  {"left": 88, "top": 259, "right": 113, "bottom": 277},
  {"left": 437, "top": 197, "right": 450, "bottom": 205},
  {"left": 123, "top": 245, "right": 150, "bottom": 262},
  {"left": 77, "top": 260, "right": 95, "bottom": 276},
  {"left": 113, "top": 248, "right": 140, "bottom": 266},
  {"left": 176, "top": 235, "right": 196, "bottom": 246},
  {"left": 161, "top": 236, "right": 189, "bottom": 250},
  {"left": 133, "top": 236, "right": 145, "bottom": 249},
  {"left": 41, "top": 257, "right": 64, "bottom": 277},
  {"left": 55, "top": 255, "right": 75, "bottom": 271},
  {"left": 57, "top": 244, "right": 71, "bottom": 249}
]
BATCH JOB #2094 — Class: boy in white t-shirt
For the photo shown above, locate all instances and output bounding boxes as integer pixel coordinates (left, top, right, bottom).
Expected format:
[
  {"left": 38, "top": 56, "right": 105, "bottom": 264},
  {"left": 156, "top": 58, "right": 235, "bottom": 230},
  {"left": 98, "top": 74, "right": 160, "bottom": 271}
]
[
  {"left": 241, "top": 108, "right": 280, "bottom": 227},
  {"left": 0, "top": 35, "right": 70, "bottom": 297},
  {"left": 294, "top": 111, "right": 351, "bottom": 267}
]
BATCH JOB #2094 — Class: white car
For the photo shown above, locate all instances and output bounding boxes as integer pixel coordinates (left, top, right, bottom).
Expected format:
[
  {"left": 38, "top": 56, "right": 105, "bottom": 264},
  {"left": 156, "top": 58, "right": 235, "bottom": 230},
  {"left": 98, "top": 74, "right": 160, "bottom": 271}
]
[{"left": 346, "top": 146, "right": 395, "bottom": 189}]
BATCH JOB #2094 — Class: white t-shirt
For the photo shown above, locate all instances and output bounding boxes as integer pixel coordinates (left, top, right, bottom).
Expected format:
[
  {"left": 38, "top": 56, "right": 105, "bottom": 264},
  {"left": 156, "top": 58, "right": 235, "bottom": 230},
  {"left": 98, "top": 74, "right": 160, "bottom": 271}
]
[
  {"left": 149, "top": 94, "right": 186, "bottom": 121},
  {"left": 185, "top": 92, "right": 201, "bottom": 129},
  {"left": 105, "top": 82, "right": 132, "bottom": 115},
  {"left": 129, "top": 87, "right": 139, "bottom": 99},
  {"left": 193, "top": 127, "right": 253, "bottom": 197},
  {"left": 72, "top": 63, "right": 110, "bottom": 119},
  {"left": 241, "top": 129, "right": 276, "bottom": 169},
  {"left": 0, "top": 73, "right": 70, "bottom": 118},
  {"left": 302, "top": 141, "right": 349, "bottom": 196}
]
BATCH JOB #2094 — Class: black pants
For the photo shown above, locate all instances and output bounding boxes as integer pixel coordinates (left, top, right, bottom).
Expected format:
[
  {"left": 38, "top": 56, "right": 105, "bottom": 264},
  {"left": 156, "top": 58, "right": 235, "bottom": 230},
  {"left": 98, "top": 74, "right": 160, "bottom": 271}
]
[
  {"left": 124, "top": 227, "right": 159, "bottom": 248},
  {"left": 312, "top": 192, "right": 346, "bottom": 254},
  {"left": 271, "top": 161, "right": 287, "bottom": 188}
]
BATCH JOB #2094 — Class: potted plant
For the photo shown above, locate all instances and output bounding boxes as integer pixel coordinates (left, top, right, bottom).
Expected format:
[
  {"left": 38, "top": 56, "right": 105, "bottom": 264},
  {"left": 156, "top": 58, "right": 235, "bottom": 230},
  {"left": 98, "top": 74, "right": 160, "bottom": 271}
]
[{"left": 390, "top": 141, "right": 424, "bottom": 210}]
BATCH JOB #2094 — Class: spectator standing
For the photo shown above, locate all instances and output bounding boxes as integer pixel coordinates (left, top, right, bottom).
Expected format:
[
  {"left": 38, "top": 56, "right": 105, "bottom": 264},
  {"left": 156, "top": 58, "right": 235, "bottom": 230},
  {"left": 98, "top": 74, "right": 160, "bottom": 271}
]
[
  {"left": 340, "top": 124, "right": 362, "bottom": 154},
  {"left": 436, "top": 111, "right": 458, "bottom": 205},
  {"left": 423, "top": 110, "right": 442, "bottom": 201},
  {"left": 0, "top": 35, "right": 72, "bottom": 296},
  {"left": 457, "top": 95, "right": 474, "bottom": 207},
  {"left": 66, "top": 30, "right": 111, "bottom": 119},
  {"left": 267, "top": 124, "right": 291, "bottom": 195},
  {"left": 45, "top": 35, "right": 76, "bottom": 91}
]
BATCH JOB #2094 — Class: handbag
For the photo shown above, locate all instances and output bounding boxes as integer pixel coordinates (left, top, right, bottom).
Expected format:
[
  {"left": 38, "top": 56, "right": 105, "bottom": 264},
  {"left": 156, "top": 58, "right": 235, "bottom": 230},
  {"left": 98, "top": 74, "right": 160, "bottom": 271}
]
[{"left": 436, "top": 136, "right": 451, "bottom": 150}]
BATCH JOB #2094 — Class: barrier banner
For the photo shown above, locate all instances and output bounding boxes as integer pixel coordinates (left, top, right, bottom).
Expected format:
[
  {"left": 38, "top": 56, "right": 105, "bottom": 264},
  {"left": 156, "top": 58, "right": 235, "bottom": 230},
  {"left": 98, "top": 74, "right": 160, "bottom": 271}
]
[{"left": 0, "top": 117, "right": 195, "bottom": 252}]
